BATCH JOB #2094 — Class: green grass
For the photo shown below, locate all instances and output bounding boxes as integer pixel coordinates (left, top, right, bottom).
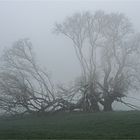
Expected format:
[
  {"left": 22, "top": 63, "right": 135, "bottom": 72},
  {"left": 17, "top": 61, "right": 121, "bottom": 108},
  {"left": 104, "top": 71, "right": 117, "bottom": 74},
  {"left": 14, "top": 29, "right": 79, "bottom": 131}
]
[{"left": 0, "top": 111, "right": 140, "bottom": 139}]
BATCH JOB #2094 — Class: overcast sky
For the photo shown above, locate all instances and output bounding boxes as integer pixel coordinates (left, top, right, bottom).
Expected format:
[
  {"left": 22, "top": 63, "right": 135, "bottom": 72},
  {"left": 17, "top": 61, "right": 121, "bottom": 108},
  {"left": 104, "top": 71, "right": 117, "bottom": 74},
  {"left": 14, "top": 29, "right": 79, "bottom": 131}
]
[{"left": 0, "top": 0, "right": 140, "bottom": 84}]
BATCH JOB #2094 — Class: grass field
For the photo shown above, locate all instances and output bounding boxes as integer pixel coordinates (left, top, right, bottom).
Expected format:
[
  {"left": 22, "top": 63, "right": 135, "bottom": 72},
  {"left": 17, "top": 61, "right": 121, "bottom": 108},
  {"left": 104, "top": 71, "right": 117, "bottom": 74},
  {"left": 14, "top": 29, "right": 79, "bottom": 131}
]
[{"left": 0, "top": 111, "right": 140, "bottom": 139}]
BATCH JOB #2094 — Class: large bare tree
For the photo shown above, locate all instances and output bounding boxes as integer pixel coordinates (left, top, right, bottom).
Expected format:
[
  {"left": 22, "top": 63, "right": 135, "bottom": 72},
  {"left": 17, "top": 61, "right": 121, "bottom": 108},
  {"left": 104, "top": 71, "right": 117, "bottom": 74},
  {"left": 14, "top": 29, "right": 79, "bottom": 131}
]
[{"left": 54, "top": 11, "right": 140, "bottom": 111}]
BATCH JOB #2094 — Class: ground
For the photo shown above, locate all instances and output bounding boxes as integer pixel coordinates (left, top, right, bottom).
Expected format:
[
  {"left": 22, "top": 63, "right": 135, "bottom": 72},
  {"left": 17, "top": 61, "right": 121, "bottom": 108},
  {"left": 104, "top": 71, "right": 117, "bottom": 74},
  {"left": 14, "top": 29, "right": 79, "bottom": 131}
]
[{"left": 0, "top": 111, "right": 140, "bottom": 139}]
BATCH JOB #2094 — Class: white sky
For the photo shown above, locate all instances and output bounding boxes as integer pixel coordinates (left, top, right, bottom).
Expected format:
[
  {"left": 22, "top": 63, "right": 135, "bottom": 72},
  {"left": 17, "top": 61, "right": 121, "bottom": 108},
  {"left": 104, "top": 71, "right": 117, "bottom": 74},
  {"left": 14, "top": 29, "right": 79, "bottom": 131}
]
[{"left": 0, "top": 0, "right": 140, "bottom": 84}]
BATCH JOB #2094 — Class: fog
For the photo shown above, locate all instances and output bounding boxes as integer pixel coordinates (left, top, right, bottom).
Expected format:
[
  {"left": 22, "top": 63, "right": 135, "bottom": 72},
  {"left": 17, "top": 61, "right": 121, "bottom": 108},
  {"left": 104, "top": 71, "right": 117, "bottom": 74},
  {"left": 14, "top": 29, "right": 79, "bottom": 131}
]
[{"left": 0, "top": 0, "right": 140, "bottom": 110}]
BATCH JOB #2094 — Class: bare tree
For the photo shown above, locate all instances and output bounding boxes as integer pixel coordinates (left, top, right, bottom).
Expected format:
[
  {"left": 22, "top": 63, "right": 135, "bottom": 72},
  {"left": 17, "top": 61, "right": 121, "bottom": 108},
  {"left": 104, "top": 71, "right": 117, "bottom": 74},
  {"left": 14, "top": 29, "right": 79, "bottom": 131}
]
[
  {"left": 54, "top": 11, "right": 106, "bottom": 112},
  {"left": 98, "top": 13, "right": 140, "bottom": 111},
  {"left": 0, "top": 39, "right": 56, "bottom": 115},
  {"left": 54, "top": 11, "right": 140, "bottom": 111}
]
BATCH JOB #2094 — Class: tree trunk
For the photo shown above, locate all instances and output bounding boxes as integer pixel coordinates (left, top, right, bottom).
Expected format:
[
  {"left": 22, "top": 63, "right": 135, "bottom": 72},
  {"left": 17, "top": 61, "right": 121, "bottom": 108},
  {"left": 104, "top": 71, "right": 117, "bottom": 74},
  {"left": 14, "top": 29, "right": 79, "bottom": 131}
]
[
  {"left": 103, "top": 98, "right": 113, "bottom": 111},
  {"left": 90, "top": 97, "right": 100, "bottom": 112},
  {"left": 91, "top": 101, "right": 100, "bottom": 112},
  {"left": 81, "top": 97, "right": 99, "bottom": 112},
  {"left": 104, "top": 102, "right": 112, "bottom": 111}
]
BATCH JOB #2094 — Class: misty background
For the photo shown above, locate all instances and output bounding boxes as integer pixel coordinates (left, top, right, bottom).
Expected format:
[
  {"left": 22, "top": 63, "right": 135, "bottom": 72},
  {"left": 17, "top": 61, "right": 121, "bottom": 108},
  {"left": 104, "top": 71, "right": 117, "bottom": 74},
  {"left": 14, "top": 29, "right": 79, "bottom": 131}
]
[{"left": 0, "top": 0, "right": 140, "bottom": 110}]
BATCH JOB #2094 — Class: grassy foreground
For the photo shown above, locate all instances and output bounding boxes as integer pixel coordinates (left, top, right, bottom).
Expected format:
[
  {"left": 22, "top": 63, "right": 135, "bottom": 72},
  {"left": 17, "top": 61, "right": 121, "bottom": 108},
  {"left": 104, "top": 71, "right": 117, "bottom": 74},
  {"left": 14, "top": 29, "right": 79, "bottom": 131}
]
[{"left": 0, "top": 111, "right": 140, "bottom": 139}]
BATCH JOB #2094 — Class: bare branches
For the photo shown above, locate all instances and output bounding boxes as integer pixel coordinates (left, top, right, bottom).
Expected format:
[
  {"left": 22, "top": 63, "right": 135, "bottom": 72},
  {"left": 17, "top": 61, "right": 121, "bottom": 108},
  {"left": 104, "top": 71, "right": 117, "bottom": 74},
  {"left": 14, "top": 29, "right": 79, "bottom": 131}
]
[
  {"left": 0, "top": 39, "right": 56, "bottom": 115},
  {"left": 55, "top": 11, "right": 140, "bottom": 112},
  {"left": 0, "top": 11, "right": 140, "bottom": 115}
]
